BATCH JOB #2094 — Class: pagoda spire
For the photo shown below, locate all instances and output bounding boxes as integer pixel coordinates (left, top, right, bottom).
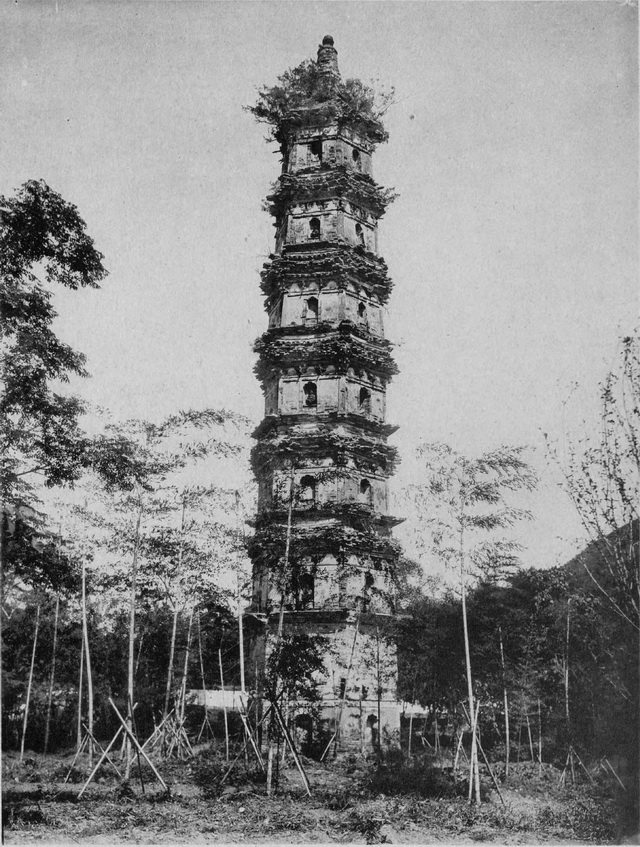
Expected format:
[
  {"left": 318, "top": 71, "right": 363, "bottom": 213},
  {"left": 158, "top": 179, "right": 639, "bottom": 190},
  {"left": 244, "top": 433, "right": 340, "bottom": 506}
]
[{"left": 316, "top": 34, "right": 340, "bottom": 81}]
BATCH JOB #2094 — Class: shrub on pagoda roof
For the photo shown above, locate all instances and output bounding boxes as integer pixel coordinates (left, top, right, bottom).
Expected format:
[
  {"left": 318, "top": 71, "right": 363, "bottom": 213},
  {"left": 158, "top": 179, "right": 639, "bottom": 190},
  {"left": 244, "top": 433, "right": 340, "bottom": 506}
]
[{"left": 246, "top": 59, "right": 393, "bottom": 146}]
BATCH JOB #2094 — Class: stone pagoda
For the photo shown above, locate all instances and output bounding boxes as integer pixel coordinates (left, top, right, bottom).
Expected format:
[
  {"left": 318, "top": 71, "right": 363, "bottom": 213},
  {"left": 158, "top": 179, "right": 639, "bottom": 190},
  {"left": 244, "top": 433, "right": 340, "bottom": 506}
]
[{"left": 248, "top": 36, "right": 402, "bottom": 754}]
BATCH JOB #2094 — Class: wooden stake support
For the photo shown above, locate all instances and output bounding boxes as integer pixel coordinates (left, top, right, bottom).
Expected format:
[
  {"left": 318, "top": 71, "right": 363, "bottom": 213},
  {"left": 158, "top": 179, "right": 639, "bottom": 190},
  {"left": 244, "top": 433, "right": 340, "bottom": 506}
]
[{"left": 108, "top": 697, "right": 168, "bottom": 792}]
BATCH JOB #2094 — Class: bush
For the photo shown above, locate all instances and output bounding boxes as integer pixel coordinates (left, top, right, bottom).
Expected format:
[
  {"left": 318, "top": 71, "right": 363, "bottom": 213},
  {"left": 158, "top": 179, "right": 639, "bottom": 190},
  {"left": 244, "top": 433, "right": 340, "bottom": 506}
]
[{"left": 368, "top": 761, "right": 459, "bottom": 799}]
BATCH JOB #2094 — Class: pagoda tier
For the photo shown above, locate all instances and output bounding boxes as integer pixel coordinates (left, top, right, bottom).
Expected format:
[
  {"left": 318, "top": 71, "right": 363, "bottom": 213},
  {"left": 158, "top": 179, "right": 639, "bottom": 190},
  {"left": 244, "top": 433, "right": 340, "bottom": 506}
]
[
  {"left": 267, "top": 170, "right": 395, "bottom": 221},
  {"left": 251, "top": 417, "right": 400, "bottom": 478},
  {"left": 254, "top": 323, "right": 397, "bottom": 386},
  {"left": 260, "top": 244, "right": 394, "bottom": 304}
]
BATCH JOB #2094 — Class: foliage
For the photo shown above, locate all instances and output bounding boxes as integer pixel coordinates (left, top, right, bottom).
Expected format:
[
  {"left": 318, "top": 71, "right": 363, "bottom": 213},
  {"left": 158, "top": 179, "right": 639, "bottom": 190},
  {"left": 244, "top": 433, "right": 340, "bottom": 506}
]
[
  {"left": 251, "top": 425, "right": 399, "bottom": 478},
  {"left": 404, "top": 444, "right": 537, "bottom": 584},
  {"left": 247, "top": 59, "right": 393, "bottom": 146},
  {"left": 254, "top": 325, "right": 397, "bottom": 388},
  {"left": 260, "top": 244, "right": 393, "bottom": 305},
  {"left": 553, "top": 332, "right": 639, "bottom": 631},
  {"left": 266, "top": 171, "right": 397, "bottom": 220},
  {"left": 0, "top": 180, "right": 107, "bottom": 508},
  {"left": 265, "top": 632, "right": 327, "bottom": 702}
]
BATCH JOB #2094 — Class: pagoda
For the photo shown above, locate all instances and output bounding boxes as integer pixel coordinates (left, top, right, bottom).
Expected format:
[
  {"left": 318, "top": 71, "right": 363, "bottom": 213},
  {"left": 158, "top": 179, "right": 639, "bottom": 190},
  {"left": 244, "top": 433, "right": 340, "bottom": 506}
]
[{"left": 248, "top": 36, "right": 402, "bottom": 754}]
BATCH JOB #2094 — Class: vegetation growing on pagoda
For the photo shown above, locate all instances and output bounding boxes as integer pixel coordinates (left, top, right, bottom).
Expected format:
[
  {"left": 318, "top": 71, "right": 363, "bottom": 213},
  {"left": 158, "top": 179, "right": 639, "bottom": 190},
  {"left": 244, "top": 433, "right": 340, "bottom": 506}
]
[
  {"left": 249, "top": 520, "right": 401, "bottom": 572},
  {"left": 246, "top": 59, "right": 394, "bottom": 146},
  {"left": 266, "top": 171, "right": 397, "bottom": 220},
  {"left": 260, "top": 244, "right": 394, "bottom": 304},
  {"left": 250, "top": 427, "right": 399, "bottom": 477},
  {"left": 253, "top": 326, "right": 398, "bottom": 387},
  {"left": 253, "top": 501, "right": 400, "bottom": 534}
]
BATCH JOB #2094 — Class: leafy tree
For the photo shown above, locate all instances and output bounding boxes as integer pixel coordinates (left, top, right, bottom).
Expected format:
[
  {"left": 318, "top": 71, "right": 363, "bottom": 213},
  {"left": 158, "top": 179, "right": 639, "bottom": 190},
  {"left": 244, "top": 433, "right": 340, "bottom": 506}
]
[
  {"left": 246, "top": 58, "right": 394, "bottom": 147},
  {"left": 0, "top": 180, "right": 107, "bottom": 509},
  {"left": 65, "top": 409, "right": 250, "bottom": 771},
  {"left": 406, "top": 443, "right": 537, "bottom": 802}
]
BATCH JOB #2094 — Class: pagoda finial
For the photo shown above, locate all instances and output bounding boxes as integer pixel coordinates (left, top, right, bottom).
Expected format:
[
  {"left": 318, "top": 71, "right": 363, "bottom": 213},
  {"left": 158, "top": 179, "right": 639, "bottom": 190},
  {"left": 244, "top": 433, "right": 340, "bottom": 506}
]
[{"left": 317, "top": 34, "right": 340, "bottom": 79}]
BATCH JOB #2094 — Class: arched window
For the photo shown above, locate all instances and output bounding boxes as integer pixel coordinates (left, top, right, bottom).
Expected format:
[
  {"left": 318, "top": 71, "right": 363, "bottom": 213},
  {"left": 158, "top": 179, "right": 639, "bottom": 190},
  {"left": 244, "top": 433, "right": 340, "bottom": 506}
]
[
  {"left": 352, "top": 148, "right": 361, "bottom": 171},
  {"left": 359, "top": 478, "right": 373, "bottom": 505},
  {"left": 305, "top": 296, "right": 319, "bottom": 325},
  {"left": 299, "top": 475, "right": 316, "bottom": 503},
  {"left": 357, "top": 301, "right": 367, "bottom": 324},
  {"left": 309, "top": 217, "right": 321, "bottom": 240},
  {"left": 310, "top": 138, "right": 323, "bottom": 163},
  {"left": 303, "top": 381, "right": 317, "bottom": 407},
  {"left": 355, "top": 222, "right": 365, "bottom": 247},
  {"left": 359, "top": 387, "right": 371, "bottom": 413}
]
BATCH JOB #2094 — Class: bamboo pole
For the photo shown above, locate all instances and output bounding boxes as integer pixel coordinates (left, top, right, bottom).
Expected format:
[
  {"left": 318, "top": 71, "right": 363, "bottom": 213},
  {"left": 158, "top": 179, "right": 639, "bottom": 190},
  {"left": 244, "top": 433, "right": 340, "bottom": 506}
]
[
  {"left": 163, "top": 607, "right": 179, "bottom": 750},
  {"left": 163, "top": 498, "right": 186, "bottom": 735},
  {"left": 125, "top": 499, "right": 144, "bottom": 781},
  {"left": 376, "top": 626, "right": 382, "bottom": 762},
  {"left": 44, "top": 594, "right": 60, "bottom": 755},
  {"left": 77, "top": 727, "right": 124, "bottom": 798},
  {"left": 76, "top": 638, "right": 84, "bottom": 752},
  {"left": 272, "top": 699, "right": 311, "bottom": 796},
  {"left": 218, "top": 647, "right": 229, "bottom": 762},
  {"left": 108, "top": 698, "right": 168, "bottom": 791},
  {"left": 564, "top": 598, "right": 571, "bottom": 739},
  {"left": 459, "top": 514, "right": 480, "bottom": 804},
  {"left": 220, "top": 705, "right": 271, "bottom": 786},
  {"left": 235, "top": 491, "right": 246, "bottom": 698},
  {"left": 179, "top": 608, "right": 194, "bottom": 726},
  {"left": 537, "top": 697, "right": 542, "bottom": 776},
  {"left": 330, "top": 614, "right": 360, "bottom": 758},
  {"left": 20, "top": 605, "right": 40, "bottom": 761},
  {"left": 81, "top": 555, "right": 94, "bottom": 766},
  {"left": 267, "top": 468, "right": 295, "bottom": 796},
  {"left": 498, "top": 626, "right": 510, "bottom": 778},
  {"left": 526, "top": 714, "right": 534, "bottom": 761},
  {"left": 197, "top": 610, "right": 213, "bottom": 743}
]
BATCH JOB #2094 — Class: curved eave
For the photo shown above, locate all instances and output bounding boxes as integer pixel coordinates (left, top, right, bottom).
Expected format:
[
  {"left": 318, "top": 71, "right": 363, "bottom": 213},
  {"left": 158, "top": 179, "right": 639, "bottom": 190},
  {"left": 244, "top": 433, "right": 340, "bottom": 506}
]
[{"left": 253, "top": 411, "right": 399, "bottom": 440}]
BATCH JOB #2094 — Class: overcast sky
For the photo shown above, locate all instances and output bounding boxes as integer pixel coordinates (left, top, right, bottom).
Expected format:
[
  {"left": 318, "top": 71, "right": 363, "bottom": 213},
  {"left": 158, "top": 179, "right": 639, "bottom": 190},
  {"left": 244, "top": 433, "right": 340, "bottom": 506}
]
[{"left": 3, "top": 1, "right": 638, "bottom": 574}]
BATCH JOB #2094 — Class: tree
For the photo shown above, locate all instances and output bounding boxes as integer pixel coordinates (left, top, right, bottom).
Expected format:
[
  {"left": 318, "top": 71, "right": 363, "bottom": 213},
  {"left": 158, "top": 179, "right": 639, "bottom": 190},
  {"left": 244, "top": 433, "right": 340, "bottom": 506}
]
[
  {"left": 68, "top": 409, "right": 249, "bottom": 773},
  {"left": 406, "top": 443, "right": 537, "bottom": 802},
  {"left": 1, "top": 180, "right": 107, "bottom": 510},
  {"left": 555, "top": 332, "right": 639, "bottom": 632}
]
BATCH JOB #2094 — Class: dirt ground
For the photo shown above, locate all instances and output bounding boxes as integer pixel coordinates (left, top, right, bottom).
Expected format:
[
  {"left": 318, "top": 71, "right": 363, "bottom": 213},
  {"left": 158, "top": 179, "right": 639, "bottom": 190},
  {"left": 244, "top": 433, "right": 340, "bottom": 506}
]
[{"left": 2, "top": 748, "right": 623, "bottom": 844}]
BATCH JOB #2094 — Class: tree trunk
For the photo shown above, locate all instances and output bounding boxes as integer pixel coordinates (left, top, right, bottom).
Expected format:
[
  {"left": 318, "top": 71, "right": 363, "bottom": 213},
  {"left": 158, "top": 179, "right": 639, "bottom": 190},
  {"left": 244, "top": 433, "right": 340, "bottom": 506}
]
[
  {"left": 81, "top": 555, "right": 94, "bottom": 766},
  {"left": 20, "top": 605, "right": 40, "bottom": 761},
  {"left": 163, "top": 498, "right": 187, "bottom": 733},
  {"left": 125, "top": 499, "right": 144, "bottom": 781},
  {"left": 235, "top": 491, "right": 246, "bottom": 698},
  {"left": 498, "top": 626, "right": 510, "bottom": 777},
  {"left": 460, "top": 518, "right": 480, "bottom": 804},
  {"left": 163, "top": 608, "right": 179, "bottom": 725},
  {"left": 564, "top": 599, "right": 571, "bottom": 741},
  {"left": 197, "top": 610, "right": 211, "bottom": 742},
  {"left": 376, "top": 626, "right": 382, "bottom": 763},
  {"left": 44, "top": 594, "right": 60, "bottom": 754},
  {"left": 179, "top": 607, "right": 194, "bottom": 725},
  {"left": 76, "top": 638, "right": 84, "bottom": 751},
  {"left": 537, "top": 697, "right": 542, "bottom": 776},
  {"left": 267, "top": 468, "right": 295, "bottom": 791},
  {"left": 526, "top": 713, "right": 534, "bottom": 761}
]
